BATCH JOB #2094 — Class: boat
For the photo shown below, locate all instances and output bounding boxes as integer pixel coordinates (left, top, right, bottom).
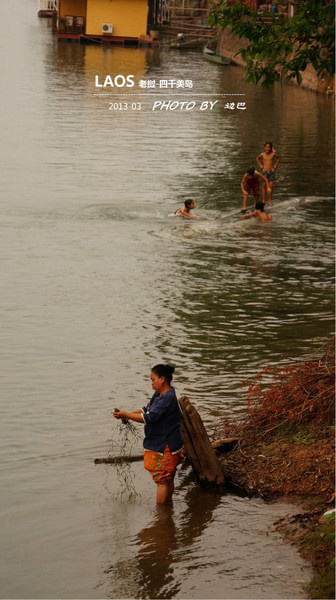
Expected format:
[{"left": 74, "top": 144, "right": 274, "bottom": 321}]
[
  {"left": 203, "top": 47, "right": 231, "bottom": 65},
  {"left": 203, "top": 39, "right": 231, "bottom": 65},
  {"left": 204, "top": 37, "right": 218, "bottom": 53}
]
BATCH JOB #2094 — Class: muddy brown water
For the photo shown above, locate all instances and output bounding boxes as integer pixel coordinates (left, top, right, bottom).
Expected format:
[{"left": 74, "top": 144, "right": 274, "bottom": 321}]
[{"left": 0, "top": 0, "right": 334, "bottom": 598}]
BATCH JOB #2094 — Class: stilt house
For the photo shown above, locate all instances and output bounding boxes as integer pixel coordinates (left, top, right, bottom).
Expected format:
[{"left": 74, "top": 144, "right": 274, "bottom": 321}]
[{"left": 57, "top": 0, "right": 150, "bottom": 42}]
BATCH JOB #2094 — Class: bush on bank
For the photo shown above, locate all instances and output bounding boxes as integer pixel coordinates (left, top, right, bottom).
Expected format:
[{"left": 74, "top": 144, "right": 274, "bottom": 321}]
[{"left": 215, "top": 336, "right": 335, "bottom": 599}]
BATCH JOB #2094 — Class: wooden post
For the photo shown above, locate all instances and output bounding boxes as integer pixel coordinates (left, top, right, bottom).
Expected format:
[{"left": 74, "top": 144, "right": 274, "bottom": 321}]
[{"left": 179, "top": 396, "right": 226, "bottom": 487}]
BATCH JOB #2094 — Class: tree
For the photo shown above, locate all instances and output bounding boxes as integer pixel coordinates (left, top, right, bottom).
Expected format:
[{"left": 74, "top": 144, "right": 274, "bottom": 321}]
[{"left": 208, "top": 0, "right": 335, "bottom": 87}]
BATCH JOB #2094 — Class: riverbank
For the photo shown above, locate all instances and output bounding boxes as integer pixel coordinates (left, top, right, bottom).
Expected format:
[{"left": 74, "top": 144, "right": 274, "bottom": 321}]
[
  {"left": 218, "top": 28, "right": 335, "bottom": 95},
  {"left": 215, "top": 338, "right": 335, "bottom": 599}
]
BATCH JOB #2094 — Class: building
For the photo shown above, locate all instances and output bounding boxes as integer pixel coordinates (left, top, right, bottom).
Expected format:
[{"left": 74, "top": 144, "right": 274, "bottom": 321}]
[
  {"left": 56, "top": 0, "right": 150, "bottom": 43},
  {"left": 38, "top": 0, "right": 57, "bottom": 18}
]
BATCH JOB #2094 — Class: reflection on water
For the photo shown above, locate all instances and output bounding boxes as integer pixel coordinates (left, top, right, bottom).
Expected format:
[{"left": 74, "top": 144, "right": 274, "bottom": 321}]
[
  {"left": 108, "top": 505, "right": 182, "bottom": 599},
  {"left": 99, "top": 470, "right": 310, "bottom": 599},
  {"left": 125, "top": 483, "right": 222, "bottom": 599},
  {"left": 0, "top": 0, "right": 334, "bottom": 598}
]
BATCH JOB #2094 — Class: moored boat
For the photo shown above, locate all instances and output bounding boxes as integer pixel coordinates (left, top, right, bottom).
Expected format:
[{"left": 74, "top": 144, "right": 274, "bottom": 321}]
[
  {"left": 203, "top": 38, "right": 231, "bottom": 65},
  {"left": 203, "top": 46, "right": 231, "bottom": 65}
]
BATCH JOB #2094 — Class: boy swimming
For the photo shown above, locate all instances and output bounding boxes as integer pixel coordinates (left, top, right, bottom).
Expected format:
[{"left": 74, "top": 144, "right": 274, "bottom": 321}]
[
  {"left": 240, "top": 201, "right": 272, "bottom": 222},
  {"left": 174, "top": 199, "right": 196, "bottom": 218}
]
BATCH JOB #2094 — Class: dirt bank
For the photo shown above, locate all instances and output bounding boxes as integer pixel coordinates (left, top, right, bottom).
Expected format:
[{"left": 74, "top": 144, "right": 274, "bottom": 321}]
[
  {"left": 215, "top": 338, "right": 335, "bottom": 599},
  {"left": 220, "top": 424, "right": 334, "bottom": 503}
]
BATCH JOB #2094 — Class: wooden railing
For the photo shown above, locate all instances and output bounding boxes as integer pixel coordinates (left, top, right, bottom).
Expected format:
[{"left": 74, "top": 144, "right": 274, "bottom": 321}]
[
  {"left": 58, "top": 15, "right": 85, "bottom": 34},
  {"left": 164, "top": 0, "right": 211, "bottom": 20}
]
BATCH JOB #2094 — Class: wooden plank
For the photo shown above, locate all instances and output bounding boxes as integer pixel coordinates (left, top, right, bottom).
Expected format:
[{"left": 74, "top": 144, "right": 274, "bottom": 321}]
[
  {"left": 93, "top": 440, "right": 236, "bottom": 465},
  {"left": 179, "top": 396, "right": 226, "bottom": 486},
  {"left": 94, "top": 455, "right": 143, "bottom": 464}
]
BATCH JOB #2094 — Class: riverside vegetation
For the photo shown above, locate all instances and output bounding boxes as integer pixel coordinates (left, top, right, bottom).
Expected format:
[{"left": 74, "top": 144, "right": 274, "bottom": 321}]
[
  {"left": 214, "top": 337, "right": 335, "bottom": 599},
  {"left": 101, "top": 340, "right": 335, "bottom": 596}
]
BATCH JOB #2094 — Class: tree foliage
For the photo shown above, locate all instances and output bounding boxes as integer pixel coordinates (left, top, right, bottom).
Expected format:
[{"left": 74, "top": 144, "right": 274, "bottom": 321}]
[{"left": 208, "top": 0, "right": 335, "bottom": 87}]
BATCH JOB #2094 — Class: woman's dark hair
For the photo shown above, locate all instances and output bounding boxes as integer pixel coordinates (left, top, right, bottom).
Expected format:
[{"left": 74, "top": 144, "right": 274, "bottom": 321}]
[
  {"left": 264, "top": 141, "right": 273, "bottom": 149},
  {"left": 151, "top": 364, "right": 175, "bottom": 384},
  {"left": 184, "top": 199, "right": 194, "bottom": 208}
]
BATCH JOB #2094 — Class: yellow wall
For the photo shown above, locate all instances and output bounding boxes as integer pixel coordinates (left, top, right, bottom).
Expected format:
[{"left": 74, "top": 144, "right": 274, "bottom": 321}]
[
  {"left": 59, "top": 0, "right": 87, "bottom": 18},
  {"left": 86, "top": 0, "right": 148, "bottom": 38}
]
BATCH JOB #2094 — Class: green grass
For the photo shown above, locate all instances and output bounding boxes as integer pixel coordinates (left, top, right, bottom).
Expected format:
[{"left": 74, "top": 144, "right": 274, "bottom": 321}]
[{"left": 305, "top": 513, "right": 335, "bottom": 599}]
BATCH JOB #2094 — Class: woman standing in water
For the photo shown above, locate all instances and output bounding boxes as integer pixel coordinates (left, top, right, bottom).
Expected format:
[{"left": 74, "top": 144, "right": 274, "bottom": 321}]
[{"left": 113, "top": 364, "right": 184, "bottom": 504}]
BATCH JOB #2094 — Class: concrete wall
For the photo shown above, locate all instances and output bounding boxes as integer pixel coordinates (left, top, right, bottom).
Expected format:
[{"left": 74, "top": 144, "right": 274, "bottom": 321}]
[{"left": 218, "top": 27, "right": 335, "bottom": 95}]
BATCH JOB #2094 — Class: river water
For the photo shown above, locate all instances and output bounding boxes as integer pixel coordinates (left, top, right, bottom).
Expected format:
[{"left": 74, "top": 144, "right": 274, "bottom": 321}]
[{"left": 0, "top": 1, "right": 334, "bottom": 598}]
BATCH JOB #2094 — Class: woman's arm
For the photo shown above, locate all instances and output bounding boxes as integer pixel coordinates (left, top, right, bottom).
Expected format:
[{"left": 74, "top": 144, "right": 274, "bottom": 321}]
[{"left": 113, "top": 409, "right": 144, "bottom": 423}]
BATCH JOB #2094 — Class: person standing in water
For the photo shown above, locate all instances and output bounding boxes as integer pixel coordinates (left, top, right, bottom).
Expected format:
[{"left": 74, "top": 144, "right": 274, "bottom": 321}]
[
  {"left": 256, "top": 142, "right": 281, "bottom": 206},
  {"left": 113, "top": 364, "right": 184, "bottom": 504},
  {"left": 240, "top": 167, "right": 271, "bottom": 213}
]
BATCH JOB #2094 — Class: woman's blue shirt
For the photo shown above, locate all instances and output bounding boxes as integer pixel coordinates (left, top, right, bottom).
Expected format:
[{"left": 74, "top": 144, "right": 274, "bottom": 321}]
[{"left": 142, "top": 387, "right": 184, "bottom": 453}]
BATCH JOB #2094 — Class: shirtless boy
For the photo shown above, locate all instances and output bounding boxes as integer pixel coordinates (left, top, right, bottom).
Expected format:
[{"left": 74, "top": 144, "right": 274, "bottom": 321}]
[
  {"left": 174, "top": 199, "right": 196, "bottom": 218},
  {"left": 241, "top": 167, "right": 271, "bottom": 213},
  {"left": 256, "top": 142, "right": 281, "bottom": 206},
  {"left": 240, "top": 201, "right": 272, "bottom": 222}
]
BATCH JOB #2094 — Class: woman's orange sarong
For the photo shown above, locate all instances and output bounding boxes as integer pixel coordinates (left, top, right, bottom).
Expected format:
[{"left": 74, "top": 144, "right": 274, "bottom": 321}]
[{"left": 144, "top": 444, "right": 184, "bottom": 484}]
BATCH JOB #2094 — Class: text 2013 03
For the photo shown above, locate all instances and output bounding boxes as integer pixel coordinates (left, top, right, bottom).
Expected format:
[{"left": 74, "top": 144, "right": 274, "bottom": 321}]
[{"left": 109, "top": 102, "right": 142, "bottom": 111}]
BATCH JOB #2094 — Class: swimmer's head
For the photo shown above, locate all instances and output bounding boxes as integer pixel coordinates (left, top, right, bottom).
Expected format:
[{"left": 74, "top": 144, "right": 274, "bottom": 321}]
[
  {"left": 264, "top": 142, "right": 273, "bottom": 152},
  {"left": 246, "top": 167, "right": 255, "bottom": 176},
  {"left": 184, "top": 199, "right": 195, "bottom": 209}
]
